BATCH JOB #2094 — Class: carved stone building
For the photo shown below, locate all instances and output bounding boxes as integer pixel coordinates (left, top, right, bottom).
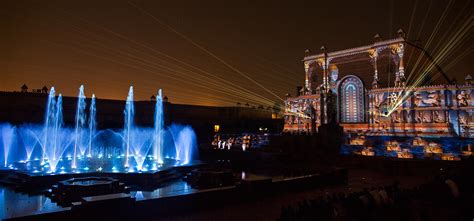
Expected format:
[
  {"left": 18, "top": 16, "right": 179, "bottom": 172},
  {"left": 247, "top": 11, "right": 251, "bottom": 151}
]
[{"left": 284, "top": 30, "right": 474, "bottom": 137}]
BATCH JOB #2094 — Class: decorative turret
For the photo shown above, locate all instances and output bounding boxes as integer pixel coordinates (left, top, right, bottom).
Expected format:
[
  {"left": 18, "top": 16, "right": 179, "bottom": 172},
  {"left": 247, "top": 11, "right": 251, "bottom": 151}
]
[
  {"left": 320, "top": 45, "right": 326, "bottom": 53},
  {"left": 374, "top": 33, "right": 382, "bottom": 42},
  {"left": 41, "top": 86, "right": 48, "bottom": 94},
  {"left": 465, "top": 74, "right": 473, "bottom": 85},
  {"left": 304, "top": 49, "right": 311, "bottom": 57},
  {"left": 21, "top": 84, "right": 28, "bottom": 92},
  {"left": 397, "top": 28, "right": 405, "bottom": 38}
]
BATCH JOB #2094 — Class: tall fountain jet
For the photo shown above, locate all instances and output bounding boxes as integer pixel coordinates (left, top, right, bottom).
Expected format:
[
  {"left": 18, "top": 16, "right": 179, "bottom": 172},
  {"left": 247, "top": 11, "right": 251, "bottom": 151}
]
[
  {"left": 1, "top": 124, "right": 14, "bottom": 167},
  {"left": 42, "top": 87, "right": 56, "bottom": 165},
  {"left": 124, "top": 86, "right": 134, "bottom": 168},
  {"left": 48, "top": 94, "right": 63, "bottom": 172},
  {"left": 153, "top": 89, "right": 164, "bottom": 164},
  {"left": 72, "top": 85, "right": 86, "bottom": 169},
  {"left": 52, "top": 94, "right": 63, "bottom": 162},
  {"left": 40, "top": 88, "right": 65, "bottom": 172},
  {"left": 88, "top": 94, "right": 96, "bottom": 157}
]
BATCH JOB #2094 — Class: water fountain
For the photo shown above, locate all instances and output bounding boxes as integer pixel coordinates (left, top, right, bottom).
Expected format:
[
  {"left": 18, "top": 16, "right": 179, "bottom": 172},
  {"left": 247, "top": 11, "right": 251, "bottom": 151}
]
[
  {"left": 72, "top": 85, "right": 87, "bottom": 169},
  {"left": 153, "top": 89, "right": 164, "bottom": 164},
  {"left": 88, "top": 94, "right": 96, "bottom": 157},
  {"left": 0, "top": 86, "right": 198, "bottom": 174},
  {"left": 0, "top": 124, "right": 14, "bottom": 167},
  {"left": 124, "top": 86, "right": 134, "bottom": 168}
]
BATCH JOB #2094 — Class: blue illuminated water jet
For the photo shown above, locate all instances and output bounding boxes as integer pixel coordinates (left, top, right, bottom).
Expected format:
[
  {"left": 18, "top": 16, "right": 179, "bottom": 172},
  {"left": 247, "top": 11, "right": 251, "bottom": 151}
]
[
  {"left": 153, "top": 89, "right": 164, "bottom": 164},
  {"left": 72, "top": 85, "right": 86, "bottom": 169},
  {"left": 170, "top": 125, "right": 196, "bottom": 165},
  {"left": 124, "top": 86, "right": 134, "bottom": 168},
  {"left": 0, "top": 85, "right": 198, "bottom": 174},
  {"left": 1, "top": 124, "right": 14, "bottom": 167},
  {"left": 88, "top": 94, "right": 96, "bottom": 157},
  {"left": 42, "top": 87, "right": 56, "bottom": 165}
]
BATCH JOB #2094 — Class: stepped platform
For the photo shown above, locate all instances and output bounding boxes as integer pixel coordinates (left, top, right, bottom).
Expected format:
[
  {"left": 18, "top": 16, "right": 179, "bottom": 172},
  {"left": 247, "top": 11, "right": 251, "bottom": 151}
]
[
  {"left": 0, "top": 161, "right": 205, "bottom": 192},
  {"left": 1, "top": 167, "right": 347, "bottom": 220}
]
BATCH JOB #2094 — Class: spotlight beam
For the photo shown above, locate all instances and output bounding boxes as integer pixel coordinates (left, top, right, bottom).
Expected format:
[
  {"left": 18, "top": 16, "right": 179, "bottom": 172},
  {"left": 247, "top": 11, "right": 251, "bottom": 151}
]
[
  {"left": 127, "top": 1, "right": 284, "bottom": 101},
  {"left": 54, "top": 8, "right": 277, "bottom": 106}
]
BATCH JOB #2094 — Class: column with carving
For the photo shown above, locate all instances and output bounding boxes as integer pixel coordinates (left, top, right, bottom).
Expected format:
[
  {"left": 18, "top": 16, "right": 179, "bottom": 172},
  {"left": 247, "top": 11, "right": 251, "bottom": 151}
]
[
  {"left": 397, "top": 43, "right": 406, "bottom": 86},
  {"left": 318, "top": 57, "right": 329, "bottom": 124},
  {"left": 304, "top": 61, "right": 311, "bottom": 94},
  {"left": 368, "top": 48, "right": 379, "bottom": 89},
  {"left": 320, "top": 46, "right": 329, "bottom": 93},
  {"left": 391, "top": 43, "right": 406, "bottom": 87}
]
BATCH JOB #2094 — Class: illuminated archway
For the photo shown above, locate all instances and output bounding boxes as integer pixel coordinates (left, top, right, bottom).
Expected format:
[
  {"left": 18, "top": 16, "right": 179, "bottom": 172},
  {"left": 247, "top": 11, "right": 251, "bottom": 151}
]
[{"left": 339, "top": 75, "right": 365, "bottom": 123}]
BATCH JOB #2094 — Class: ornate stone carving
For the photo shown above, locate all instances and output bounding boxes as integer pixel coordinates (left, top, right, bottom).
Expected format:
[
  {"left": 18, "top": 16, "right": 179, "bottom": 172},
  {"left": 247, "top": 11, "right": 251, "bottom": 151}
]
[
  {"left": 374, "top": 93, "right": 385, "bottom": 108},
  {"left": 414, "top": 93, "right": 423, "bottom": 107},
  {"left": 415, "top": 111, "right": 422, "bottom": 123},
  {"left": 391, "top": 111, "right": 401, "bottom": 123},
  {"left": 457, "top": 91, "right": 470, "bottom": 106},
  {"left": 406, "top": 111, "right": 413, "bottom": 123},
  {"left": 422, "top": 111, "right": 432, "bottom": 123},
  {"left": 424, "top": 91, "right": 441, "bottom": 106},
  {"left": 459, "top": 112, "right": 467, "bottom": 124},
  {"left": 414, "top": 92, "right": 441, "bottom": 107},
  {"left": 433, "top": 110, "right": 445, "bottom": 123}
]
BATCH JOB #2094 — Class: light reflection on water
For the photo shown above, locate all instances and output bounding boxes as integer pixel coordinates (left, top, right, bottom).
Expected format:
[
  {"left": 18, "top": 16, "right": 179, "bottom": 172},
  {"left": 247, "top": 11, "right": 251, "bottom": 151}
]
[
  {"left": 131, "top": 181, "right": 194, "bottom": 201},
  {"left": 0, "top": 187, "right": 64, "bottom": 219},
  {"left": 0, "top": 180, "right": 201, "bottom": 219}
]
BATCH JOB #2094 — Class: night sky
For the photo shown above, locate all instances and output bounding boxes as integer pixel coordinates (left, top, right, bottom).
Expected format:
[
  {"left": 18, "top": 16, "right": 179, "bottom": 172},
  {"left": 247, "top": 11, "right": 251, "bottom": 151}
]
[{"left": 2, "top": 0, "right": 472, "bottom": 107}]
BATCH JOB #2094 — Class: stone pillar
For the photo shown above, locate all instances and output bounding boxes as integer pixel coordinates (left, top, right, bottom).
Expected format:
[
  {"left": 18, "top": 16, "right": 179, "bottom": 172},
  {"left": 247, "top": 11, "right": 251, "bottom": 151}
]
[
  {"left": 469, "top": 89, "right": 473, "bottom": 107},
  {"left": 440, "top": 90, "right": 446, "bottom": 107},
  {"left": 316, "top": 48, "right": 330, "bottom": 125},
  {"left": 445, "top": 109, "right": 449, "bottom": 124},
  {"left": 304, "top": 61, "right": 311, "bottom": 94},
  {"left": 369, "top": 48, "right": 379, "bottom": 89},
  {"left": 452, "top": 89, "right": 458, "bottom": 107},
  {"left": 391, "top": 43, "right": 405, "bottom": 87},
  {"left": 321, "top": 92, "right": 328, "bottom": 124},
  {"left": 319, "top": 59, "right": 328, "bottom": 93},
  {"left": 398, "top": 44, "right": 406, "bottom": 86},
  {"left": 322, "top": 60, "right": 328, "bottom": 93},
  {"left": 368, "top": 93, "right": 373, "bottom": 124},
  {"left": 320, "top": 46, "right": 329, "bottom": 93}
]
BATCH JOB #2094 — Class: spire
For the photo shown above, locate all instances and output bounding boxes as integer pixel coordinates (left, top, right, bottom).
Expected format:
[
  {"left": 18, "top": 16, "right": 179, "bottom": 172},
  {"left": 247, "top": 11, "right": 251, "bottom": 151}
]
[
  {"left": 465, "top": 74, "right": 473, "bottom": 85},
  {"left": 397, "top": 28, "right": 405, "bottom": 38},
  {"left": 374, "top": 33, "right": 382, "bottom": 42},
  {"left": 304, "top": 49, "right": 311, "bottom": 57}
]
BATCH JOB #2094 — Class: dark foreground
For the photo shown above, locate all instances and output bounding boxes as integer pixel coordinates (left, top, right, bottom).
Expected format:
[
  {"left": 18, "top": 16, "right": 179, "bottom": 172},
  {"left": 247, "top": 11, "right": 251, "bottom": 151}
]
[{"left": 1, "top": 146, "right": 473, "bottom": 221}]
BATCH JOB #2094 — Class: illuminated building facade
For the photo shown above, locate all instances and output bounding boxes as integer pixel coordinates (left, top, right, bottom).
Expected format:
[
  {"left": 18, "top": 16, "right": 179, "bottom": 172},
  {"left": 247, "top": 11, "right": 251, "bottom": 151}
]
[{"left": 284, "top": 29, "right": 474, "bottom": 137}]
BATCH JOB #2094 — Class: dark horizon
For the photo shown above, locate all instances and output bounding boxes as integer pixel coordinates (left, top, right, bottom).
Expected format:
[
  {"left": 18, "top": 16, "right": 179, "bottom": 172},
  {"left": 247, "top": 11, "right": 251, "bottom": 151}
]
[{"left": 2, "top": 0, "right": 472, "bottom": 106}]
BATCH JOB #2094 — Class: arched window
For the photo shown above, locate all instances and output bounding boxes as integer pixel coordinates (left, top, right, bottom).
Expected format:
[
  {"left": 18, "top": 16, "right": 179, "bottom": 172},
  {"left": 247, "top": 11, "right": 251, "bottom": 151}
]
[{"left": 339, "top": 76, "right": 365, "bottom": 123}]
